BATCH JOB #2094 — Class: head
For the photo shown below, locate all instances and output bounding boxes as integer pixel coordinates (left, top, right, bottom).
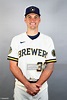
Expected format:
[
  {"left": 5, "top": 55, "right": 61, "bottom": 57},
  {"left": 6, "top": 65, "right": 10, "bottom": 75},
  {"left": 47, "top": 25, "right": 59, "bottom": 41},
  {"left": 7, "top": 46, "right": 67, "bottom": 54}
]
[
  {"left": 24, "top": 6, "right": 41, "bottom": 17},
  {"left": 24, "top": 6, "right": 41, "bottom": 30}
]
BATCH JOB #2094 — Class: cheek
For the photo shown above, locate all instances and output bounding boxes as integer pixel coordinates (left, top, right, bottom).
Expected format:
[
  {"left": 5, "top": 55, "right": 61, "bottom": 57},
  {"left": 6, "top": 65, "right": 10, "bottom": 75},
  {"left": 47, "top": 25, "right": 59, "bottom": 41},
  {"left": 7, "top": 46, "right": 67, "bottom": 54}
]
[
  {"left": 36, "top": 20, "right": 40, "bottom": 24},
  {"left": 24, "top": 19, "right": 28, "bottom": 24}
]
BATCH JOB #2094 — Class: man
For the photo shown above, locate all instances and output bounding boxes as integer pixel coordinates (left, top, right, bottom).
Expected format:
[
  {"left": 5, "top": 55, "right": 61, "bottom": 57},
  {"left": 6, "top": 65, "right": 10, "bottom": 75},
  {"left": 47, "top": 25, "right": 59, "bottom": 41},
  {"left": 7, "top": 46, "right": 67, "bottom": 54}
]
[{"left": 7, "top": 6, "right": 57, "bottom": 100}]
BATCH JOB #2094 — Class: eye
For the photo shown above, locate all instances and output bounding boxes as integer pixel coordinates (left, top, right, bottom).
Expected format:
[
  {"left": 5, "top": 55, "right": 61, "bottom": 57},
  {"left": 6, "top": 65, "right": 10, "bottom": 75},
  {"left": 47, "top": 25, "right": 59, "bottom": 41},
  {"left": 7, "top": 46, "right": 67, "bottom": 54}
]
[
  {"left": 34, "top": 15, "right": 39, "bottom": 19},
  {"left": 27, "top": 15, "right": 31, "bottom": 19}
]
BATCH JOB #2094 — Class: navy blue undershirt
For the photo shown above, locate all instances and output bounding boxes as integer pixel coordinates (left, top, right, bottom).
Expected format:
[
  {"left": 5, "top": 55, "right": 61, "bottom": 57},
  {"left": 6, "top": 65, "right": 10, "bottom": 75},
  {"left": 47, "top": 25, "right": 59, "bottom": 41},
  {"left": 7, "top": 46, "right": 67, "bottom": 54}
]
[{"left": 28, "top": 32, "right": 40, "bottom": 40}]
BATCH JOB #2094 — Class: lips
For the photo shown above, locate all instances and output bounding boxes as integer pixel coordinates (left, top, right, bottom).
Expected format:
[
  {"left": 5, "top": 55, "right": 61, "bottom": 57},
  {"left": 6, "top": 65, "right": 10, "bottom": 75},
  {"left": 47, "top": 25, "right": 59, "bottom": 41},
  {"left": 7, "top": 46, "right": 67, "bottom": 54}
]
[{"left": 30, "top": 22, "right": 36, "bottom": 25}]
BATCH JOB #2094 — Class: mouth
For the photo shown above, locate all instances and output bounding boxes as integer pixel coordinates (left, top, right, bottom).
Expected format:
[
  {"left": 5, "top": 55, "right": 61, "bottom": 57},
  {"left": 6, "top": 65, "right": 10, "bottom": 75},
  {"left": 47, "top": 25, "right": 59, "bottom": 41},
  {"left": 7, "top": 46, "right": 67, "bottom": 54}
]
[{"left": 30, "top": 22, "right": 36, "bottom": 26}]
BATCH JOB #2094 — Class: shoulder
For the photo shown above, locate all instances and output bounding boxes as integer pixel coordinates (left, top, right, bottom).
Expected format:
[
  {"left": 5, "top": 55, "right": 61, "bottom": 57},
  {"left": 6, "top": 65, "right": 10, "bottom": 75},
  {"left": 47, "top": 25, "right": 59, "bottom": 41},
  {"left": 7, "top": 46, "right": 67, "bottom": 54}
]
[
  {"left": 40, "top": 33, "right": 53, "bottom": 42},
  {"left": 11, "top": 32, "right": 26, "bottom": 42}
]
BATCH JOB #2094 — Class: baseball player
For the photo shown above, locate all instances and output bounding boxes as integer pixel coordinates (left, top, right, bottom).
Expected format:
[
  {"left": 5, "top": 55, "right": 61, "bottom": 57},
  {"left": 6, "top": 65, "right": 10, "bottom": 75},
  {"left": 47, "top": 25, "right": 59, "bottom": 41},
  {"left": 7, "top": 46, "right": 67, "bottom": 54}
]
[{"left": 7, "top": 6, "right": 57, "bottom": 100}]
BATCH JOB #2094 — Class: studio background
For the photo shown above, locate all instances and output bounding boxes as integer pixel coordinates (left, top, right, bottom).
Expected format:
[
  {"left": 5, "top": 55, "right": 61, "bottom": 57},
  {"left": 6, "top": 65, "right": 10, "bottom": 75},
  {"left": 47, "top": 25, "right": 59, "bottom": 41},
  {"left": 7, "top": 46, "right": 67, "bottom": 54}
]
[{"left": 0, "top": 0, "right": 67, "bottom": 100}]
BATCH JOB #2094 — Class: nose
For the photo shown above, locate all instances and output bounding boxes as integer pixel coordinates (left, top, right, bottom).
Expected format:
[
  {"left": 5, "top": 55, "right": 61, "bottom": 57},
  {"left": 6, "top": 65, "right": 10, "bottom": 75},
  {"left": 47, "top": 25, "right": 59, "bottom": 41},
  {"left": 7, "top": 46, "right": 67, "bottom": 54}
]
[{"left": 31, "top": 18, "right": 35, "bottom": 22}]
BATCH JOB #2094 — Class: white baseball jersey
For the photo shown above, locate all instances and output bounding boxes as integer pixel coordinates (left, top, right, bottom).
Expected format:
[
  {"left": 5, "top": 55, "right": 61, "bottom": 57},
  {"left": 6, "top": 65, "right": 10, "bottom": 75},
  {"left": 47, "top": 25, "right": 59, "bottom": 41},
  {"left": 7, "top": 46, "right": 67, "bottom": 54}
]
[{"left": 7, "top": 32, "right": 57, "bottom": 92}]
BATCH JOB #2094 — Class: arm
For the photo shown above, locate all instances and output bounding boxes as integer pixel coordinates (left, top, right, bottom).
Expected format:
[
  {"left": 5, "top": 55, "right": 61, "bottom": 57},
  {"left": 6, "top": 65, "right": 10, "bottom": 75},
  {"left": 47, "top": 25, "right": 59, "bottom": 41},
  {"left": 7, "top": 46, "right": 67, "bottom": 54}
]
[
  {"left": 36, "top": 63, "right": 54, "bottom": 85},
  {"left": 9, "top": 60, "right": 40, "bottom": 95},
  {"left": 10, "top": 60, "right": 29, "bottom": 86}
]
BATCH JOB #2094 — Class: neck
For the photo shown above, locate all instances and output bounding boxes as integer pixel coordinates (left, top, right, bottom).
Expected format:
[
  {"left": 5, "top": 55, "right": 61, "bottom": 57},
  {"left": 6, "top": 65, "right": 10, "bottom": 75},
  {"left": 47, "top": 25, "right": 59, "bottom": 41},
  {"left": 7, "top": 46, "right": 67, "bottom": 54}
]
[{"left": 26, "top": 28, "right": 38, "bottom": 36}]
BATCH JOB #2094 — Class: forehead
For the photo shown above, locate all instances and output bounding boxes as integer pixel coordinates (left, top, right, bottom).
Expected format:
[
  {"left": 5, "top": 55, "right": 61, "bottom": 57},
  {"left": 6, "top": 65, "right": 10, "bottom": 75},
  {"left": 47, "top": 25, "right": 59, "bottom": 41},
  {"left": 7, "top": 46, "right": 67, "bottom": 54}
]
[{"left": 26, "top": 13, "right": 40, "bottom": 17}]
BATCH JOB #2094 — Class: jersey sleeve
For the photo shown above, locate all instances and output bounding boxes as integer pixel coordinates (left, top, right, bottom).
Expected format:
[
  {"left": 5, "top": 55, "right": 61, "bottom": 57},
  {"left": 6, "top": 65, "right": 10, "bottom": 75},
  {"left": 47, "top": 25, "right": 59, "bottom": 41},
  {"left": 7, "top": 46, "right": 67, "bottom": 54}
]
[
  {"left": 7, "top": 37, "right": 19, "bottom": 62},
  {"left": 45, "top": 37, "right": 57, "bottom": 64}
]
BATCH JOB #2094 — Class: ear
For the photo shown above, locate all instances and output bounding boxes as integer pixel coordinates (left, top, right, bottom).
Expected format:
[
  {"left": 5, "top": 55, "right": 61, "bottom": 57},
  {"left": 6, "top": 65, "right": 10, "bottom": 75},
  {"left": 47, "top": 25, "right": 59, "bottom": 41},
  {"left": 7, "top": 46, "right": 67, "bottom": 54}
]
[
  {"left": 39, "top": 17, "right": 41, "bottom": 22},
  {"left": 24, "top": 17, "right": 26, "bottom": 23}
]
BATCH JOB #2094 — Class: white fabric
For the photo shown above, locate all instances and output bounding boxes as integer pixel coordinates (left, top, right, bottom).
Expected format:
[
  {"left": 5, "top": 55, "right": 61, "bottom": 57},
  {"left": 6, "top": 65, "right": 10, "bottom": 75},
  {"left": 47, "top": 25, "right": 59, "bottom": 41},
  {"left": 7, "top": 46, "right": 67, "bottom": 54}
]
[
  {"left": 8, "top": 32, "right": 56, "bottom": 91},
  {"left": 14, "top": 85, "right": 48, "bottom": 100}
]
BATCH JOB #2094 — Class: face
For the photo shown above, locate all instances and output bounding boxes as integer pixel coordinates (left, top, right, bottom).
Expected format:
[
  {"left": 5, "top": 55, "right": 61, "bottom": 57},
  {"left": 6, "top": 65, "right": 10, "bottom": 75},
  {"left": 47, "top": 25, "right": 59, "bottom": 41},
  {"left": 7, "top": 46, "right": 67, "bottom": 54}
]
[{"left": 24, "top": 13, "right": 41, "bottom": 30}]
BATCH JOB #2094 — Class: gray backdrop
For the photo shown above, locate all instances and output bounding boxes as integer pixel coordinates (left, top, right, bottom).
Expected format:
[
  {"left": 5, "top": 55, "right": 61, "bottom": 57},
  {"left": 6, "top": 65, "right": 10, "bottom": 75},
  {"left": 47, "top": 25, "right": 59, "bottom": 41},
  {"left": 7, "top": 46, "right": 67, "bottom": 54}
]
[{"left": 0, "top": 0, "right": 67, "bottom": 100}]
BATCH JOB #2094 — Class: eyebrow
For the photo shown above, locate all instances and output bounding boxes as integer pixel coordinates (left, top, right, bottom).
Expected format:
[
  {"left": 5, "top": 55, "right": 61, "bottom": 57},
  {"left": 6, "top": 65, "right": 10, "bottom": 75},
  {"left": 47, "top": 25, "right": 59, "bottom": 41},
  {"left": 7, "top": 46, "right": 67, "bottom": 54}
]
[{"left": 26, "top": 14, "right": 40, "bottom": 18}]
